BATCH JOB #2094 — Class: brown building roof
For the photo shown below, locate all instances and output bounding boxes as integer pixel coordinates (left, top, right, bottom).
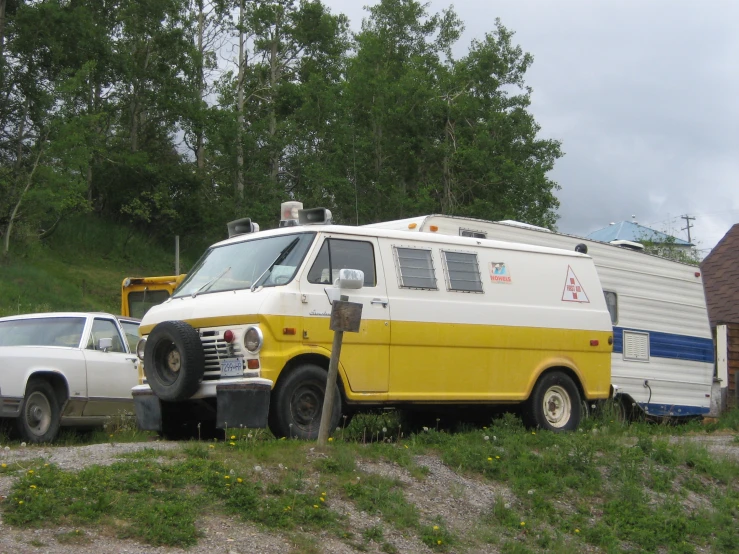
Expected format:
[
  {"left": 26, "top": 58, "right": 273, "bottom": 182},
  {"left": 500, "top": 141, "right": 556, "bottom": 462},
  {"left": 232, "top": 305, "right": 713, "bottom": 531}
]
[{"left": 701, "top": 223, "right": 739, "bottom": 326}]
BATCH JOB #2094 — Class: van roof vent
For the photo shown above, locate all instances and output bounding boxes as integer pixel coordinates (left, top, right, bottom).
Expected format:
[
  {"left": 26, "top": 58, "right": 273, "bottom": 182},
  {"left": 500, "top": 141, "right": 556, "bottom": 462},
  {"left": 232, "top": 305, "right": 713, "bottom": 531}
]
[{"left": 609, "top": 239, "right": 644, "bottom": 251}]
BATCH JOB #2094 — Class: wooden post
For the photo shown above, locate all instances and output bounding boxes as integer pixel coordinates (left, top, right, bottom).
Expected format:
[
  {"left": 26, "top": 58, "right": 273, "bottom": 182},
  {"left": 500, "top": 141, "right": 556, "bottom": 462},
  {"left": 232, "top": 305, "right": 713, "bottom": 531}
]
[{"left": 317, "top": 295, "right": 362, "bottom": 445}]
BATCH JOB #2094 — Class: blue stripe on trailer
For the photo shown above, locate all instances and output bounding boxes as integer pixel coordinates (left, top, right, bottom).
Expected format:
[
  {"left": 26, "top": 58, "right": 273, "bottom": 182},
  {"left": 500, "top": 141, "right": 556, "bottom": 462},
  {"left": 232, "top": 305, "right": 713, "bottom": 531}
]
[
  {"left": 613, "top": 327, "right": 714, "bottom": 364},
  {"left": 638, "top": 403, "right": 710, "bottom": 417}
]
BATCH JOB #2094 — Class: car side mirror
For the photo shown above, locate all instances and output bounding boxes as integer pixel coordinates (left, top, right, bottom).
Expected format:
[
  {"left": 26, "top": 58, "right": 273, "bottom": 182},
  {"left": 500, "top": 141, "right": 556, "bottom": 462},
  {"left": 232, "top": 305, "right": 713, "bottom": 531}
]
[
  {"left": 325, "top": 269, "right": 364, "bottom": 305},
  {"left": 98, "top": 337, "right": 113, "bottom": 352}
]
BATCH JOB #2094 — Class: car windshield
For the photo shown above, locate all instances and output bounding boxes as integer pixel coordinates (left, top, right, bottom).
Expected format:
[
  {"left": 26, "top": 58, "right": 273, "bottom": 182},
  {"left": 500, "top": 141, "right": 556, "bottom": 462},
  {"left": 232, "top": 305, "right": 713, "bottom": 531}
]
[
  {"left": 174, "top": 232, "right": 316, "bottom": 298},
  {"left": 0, "top": 317, "right": 86, "bottom": 347}
]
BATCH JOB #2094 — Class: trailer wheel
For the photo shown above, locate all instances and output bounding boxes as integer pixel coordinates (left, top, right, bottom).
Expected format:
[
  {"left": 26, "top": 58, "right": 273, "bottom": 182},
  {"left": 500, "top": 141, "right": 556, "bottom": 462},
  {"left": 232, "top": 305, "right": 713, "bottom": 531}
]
[
  {"left": 16, "top": 379, "right": 61, "bottom": 443},
  {"left": 144, "top": 321, "right": 205, "bottom": 402},
  {"left": 269, "top": 364, "right": 341, "bottom": 440},
  {"left": 525, "top": 372, "right": 582, "bottom": 431}
]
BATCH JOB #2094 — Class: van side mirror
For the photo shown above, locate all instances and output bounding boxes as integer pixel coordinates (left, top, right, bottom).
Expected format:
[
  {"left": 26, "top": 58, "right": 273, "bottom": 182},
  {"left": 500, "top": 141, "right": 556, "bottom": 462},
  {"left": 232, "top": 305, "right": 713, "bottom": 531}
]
[
  {"left": 98, "top": 337, "right": 113, "bottom": 352},
  {"left": 325, "top": 269, "right": 364, "bottom": 304}
]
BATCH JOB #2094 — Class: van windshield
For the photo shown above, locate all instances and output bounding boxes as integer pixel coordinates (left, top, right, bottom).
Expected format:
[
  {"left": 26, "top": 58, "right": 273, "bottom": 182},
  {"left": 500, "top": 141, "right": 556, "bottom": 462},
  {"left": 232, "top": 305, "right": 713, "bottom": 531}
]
[{"left": 173, "top": 232, "right": 316, "bottom": 298}]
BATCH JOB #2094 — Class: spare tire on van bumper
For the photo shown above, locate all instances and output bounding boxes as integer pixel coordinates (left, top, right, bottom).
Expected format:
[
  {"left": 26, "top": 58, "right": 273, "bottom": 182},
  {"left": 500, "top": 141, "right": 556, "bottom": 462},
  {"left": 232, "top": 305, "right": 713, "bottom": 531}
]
[{"left": 144, "top": 321, "right": 205, "bottom": 401}]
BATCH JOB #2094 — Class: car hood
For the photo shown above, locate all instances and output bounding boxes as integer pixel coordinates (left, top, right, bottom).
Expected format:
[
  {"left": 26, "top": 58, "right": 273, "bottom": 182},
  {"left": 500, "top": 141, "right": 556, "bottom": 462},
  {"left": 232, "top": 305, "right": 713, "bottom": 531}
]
[{"left": 139, "top": 288, "right": 270, "bottom": 335}]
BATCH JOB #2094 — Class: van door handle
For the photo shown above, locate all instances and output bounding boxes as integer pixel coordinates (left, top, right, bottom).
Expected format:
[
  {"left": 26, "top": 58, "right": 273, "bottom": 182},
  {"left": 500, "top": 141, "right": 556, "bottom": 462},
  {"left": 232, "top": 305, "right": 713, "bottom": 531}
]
[{"left": 371, "top": 298, "right": 388, "bottom": 308}]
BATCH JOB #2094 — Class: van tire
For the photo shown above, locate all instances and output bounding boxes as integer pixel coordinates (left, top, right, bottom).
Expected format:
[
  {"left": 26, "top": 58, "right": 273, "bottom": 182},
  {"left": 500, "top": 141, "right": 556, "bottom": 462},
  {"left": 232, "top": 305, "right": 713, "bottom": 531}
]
[
  {"left": 144, "top": 321, "right": 205, "bottom": 402},
  {"left": 525, "top": 372, "right": 582, "bottom": 431},
  {"left": 269, "top": 364, "right": 341, "bottom": 440},
  {"left": 16, "top": 379, "right": 61, "bottom": 443}
]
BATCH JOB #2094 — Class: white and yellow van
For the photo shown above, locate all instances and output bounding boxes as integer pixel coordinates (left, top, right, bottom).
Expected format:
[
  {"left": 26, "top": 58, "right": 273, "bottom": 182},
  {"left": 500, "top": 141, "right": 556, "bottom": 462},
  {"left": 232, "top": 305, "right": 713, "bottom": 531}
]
[{"left": 132, "top": 204, "right": 613, "bottom": 438}]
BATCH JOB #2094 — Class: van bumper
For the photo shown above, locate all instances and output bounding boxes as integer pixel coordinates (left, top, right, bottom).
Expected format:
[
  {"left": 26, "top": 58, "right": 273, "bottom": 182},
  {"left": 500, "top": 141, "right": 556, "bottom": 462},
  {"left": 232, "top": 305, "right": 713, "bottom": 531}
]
[{"left": 132, "top": 378, "right": 273, "bottom": 431}]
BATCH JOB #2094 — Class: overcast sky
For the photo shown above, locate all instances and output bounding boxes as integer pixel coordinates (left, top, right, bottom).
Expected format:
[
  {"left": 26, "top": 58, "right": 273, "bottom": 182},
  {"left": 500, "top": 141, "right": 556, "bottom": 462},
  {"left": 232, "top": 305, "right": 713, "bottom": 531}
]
[{"left": 322, "top": 0, "right": 739, "bottom": 255}]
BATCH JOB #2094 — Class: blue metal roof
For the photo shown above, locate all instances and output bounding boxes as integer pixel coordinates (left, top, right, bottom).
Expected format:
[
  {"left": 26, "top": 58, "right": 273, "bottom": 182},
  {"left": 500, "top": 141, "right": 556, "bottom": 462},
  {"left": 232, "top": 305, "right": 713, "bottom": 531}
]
[{"left": 586, "top": 221, "right": 693, "bottom": 246}]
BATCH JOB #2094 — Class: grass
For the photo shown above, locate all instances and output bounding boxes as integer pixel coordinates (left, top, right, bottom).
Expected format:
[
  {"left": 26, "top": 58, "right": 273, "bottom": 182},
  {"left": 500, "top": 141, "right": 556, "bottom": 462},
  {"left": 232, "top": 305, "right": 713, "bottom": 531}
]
[
  {"left": 0, "top": 214, "right": 192, "bottom": 317},
  {"left": 1, "top": 409, "right": 738, "bottom": 552}
]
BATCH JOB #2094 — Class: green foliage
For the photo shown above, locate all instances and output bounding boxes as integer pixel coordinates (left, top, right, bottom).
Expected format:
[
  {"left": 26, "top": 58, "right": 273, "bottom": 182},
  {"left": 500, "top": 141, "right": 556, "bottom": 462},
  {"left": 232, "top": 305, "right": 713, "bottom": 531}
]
[{"left": 2, "top": 0, "right": 562, "bottom": 261}]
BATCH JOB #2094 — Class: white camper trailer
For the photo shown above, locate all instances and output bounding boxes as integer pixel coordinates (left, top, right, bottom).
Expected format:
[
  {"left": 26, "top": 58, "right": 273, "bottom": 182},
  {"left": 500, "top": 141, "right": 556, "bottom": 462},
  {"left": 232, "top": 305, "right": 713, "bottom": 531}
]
[{"left": 366, "top": 216, "right": 714, "bottom": 419}]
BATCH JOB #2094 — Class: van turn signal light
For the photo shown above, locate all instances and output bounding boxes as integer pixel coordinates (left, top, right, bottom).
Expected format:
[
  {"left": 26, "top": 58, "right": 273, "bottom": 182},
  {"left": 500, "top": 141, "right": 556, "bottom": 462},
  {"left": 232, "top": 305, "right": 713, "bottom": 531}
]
[
  {"left": 283, "top": 327, "right": 296, "bottom": 335},
  {"left": 590, "top": 339, "right": 599, "bottom": 346},
  {"left": 247, "top": 359, "right": 260, "bottom": 370}
]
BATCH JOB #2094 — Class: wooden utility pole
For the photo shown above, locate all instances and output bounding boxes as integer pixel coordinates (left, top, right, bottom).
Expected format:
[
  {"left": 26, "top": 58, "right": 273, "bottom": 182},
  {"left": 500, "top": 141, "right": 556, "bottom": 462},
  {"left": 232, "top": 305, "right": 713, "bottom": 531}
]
[{"left": 681, "top": 214, "right": 695, "bottom": 244}]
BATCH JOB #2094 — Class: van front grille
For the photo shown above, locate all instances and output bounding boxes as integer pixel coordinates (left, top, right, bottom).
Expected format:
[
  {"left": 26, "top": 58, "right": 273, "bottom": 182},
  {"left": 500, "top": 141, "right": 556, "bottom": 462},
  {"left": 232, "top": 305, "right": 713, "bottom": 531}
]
[{"left": 201, "top": 337, "right": 244, "bottom": 380}]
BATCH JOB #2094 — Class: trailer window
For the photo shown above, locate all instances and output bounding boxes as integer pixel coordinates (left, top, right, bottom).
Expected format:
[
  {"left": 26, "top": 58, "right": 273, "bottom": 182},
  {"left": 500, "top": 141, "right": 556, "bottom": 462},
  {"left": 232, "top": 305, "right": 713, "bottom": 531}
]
[
  {"left": 604, "top": 291, "right": 618, "bottom": 324},
  {"left": 394, "top": 247, "right": 437, "bottom": 290},
  {"left": 441, "top": 251, "right": 483, "bottom": 293},
  {"left": 307, "top": 239, "right": 376, "bottom": 286}
]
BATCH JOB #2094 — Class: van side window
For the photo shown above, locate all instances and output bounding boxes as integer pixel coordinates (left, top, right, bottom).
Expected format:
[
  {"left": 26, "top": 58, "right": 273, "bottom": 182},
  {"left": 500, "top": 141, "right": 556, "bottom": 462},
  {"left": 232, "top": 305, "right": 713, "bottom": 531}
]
[
  {"left": 460, "top": 229, "right": 487, "bottom": 239},
  {"left": 394, "top": 247, "right": 437, "bottom": 290},
  {"left": 604, "top": 291, "right": 618, "bottom": 324},
  {"left": 441, "top": 251, "right": 483, "bottom": 292},
  {"left": 307, "top": 239, "right": 376, "bottom": 286}
]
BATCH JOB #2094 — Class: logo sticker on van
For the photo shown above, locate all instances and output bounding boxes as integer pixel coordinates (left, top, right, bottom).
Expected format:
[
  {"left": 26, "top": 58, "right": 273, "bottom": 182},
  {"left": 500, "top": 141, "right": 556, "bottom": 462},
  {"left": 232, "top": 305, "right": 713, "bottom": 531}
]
[
  {"left": 489, "top": 262, "right": 512, "bottom": 284},
  {"left": 562, "top": 266, "right": 590, "bottom": 303}
]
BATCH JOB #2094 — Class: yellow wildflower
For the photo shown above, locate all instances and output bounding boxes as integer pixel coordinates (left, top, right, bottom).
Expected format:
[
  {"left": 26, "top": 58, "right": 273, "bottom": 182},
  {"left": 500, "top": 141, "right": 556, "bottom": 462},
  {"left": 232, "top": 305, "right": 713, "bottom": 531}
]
[
  {"left": 487, "top": 457, "right": 493, "bottom": 461},
  {"left": 319, "top": 497, "right": 325, "bottom": 502},
  {"left": 230, "top": 435, "right": 236, "bottom": 440},
  {"left": 520, "top": 521, "right": 525, "bottom": 527},
  {"left": 1, "top": 463, "right": 6, "bottom": 469},
  {"left": 321, "top": 492, "right": 326, "bottom": 496},
  {"left": 575, "top": 529, "right": 580, "bottom": 534},
  {"left": 433, "top": 525, "right": 439, "bottom": 531},
  {"left": 437, "top": 540, "right": 442, "bottom": 545},
  {"left": 229, "top": 441, "right": 236, "bottom": 446},
  {"left": 404, "top": 445, "right": 409, "bottom": 449},
  {"left": 209, "top": 444, "right": 215, "bottom": 449},
  {"left": 237, "top": 478, "right": 243, "bottom": 483},
  {"left": 30, "top": 485, "right": 37, "bottom": 489},
  {"left": 224, "top": 475, "right": 230, "bottom": 479},
  {"left": 328, "top": 437, "right": 333, "bottom": 442},
  {"left": 313, "top": 504, "right": 319, "bottom": 508},
  {"left": 19, "top": 500, "right": 24, "bottom": 505},
  {"left": 27, "top": 470, "right": 34, "bottom": 474},
  {"left": 495, "top": 456, "right": 500, "bottom": 459}
]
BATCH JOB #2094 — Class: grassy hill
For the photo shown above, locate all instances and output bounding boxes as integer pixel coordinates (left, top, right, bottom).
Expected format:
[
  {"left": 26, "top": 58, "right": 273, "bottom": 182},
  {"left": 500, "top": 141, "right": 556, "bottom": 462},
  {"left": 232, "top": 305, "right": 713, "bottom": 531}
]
[{"left": 0, "top": 215, "right": 202, "bottom": 318}]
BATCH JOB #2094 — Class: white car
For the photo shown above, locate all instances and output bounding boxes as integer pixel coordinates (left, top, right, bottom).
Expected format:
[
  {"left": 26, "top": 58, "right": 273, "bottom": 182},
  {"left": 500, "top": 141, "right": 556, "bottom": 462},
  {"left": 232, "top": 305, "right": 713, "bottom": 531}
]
[{"left": 0, "top": 312, "right": 141, "bottom": 443}]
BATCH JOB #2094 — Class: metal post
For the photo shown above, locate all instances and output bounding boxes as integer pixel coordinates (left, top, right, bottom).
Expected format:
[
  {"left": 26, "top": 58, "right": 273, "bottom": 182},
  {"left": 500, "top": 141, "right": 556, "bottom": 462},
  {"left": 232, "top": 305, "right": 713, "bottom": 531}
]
[{"left": 175, "top": 235, "right": 180, "bottom": 275}]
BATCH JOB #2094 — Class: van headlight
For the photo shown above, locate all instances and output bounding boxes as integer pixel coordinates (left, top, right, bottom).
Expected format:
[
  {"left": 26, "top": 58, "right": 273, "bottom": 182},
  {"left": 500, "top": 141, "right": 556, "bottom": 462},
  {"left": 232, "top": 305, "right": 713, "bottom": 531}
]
[
  {"left": 244, "top": 327, "right": 263, "bottom": 353},
  {"left": 136, "top": 338, "right": 147, "bottom": 361}
]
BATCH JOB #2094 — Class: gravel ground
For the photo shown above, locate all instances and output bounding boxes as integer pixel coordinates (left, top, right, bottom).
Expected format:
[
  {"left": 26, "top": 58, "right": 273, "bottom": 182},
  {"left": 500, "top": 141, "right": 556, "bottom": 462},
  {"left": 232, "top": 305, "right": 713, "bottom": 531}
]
[{"left": 0, "top": 433, "right": 737, "bottom": 554}]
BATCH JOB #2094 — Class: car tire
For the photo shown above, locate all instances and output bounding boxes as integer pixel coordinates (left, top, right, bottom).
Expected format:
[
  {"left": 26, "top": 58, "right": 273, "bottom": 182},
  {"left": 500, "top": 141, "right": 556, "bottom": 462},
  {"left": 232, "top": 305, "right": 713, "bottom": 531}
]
[
  {"left": 16, "top": 379, "right": 61, "bottom": 443},
  {"left": 269, "top": 364, "right": 341, "bottom": 440},
  {"left": 524, "top": 371, "right": 582, "bottom": 432},
  {"left": 144, "top": 321, "right": 205, "bottom": 402}
]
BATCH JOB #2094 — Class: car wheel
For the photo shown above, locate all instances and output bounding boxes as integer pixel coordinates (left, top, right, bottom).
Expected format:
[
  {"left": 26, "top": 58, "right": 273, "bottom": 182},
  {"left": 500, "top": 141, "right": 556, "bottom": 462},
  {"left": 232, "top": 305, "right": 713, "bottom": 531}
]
[
  {"left": 144, "top": 321, "right": 205, "bottom": 402},
  {"left": 16, "top": 379, "right": 61, "bottom": 443},
  {"left": 524, "top": 371, "right": 582, "bottom": 432},
  {"left": 269, "top": 364, "right": 341, "bottom": 440}
]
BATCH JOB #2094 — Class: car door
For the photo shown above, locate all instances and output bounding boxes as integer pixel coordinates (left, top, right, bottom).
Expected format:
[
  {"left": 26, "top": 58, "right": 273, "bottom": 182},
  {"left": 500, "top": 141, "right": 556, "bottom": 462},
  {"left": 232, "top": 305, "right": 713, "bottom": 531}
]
[
  {"left": 82, "top": 317, "right": 140, "bottom": 416},
  {"left": 300, "top": 235, "right": 391, "bottom": 393}
]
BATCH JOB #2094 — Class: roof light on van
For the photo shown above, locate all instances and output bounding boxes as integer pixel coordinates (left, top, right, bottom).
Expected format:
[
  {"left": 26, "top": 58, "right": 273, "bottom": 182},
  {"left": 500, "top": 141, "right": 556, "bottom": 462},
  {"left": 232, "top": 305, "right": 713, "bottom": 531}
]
[
  {"left": 298, "top": 207, "right": 332, "bottom": 225},
  {"left": 408, "top": 223, "right": 417, "bottom": 229},
  {"left": 430, "top": 225, "right": 438, "bottom": 232},
  {"left": 279, "top": 201, "right": 303, "bottom": 227}
]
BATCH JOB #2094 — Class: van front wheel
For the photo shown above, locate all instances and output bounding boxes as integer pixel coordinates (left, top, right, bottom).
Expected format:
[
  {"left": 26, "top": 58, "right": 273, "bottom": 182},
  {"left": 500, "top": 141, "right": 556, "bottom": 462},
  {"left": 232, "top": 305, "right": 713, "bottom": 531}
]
[
  {"left": 525, "top": 372, "right": 582, "bottom": 431},
  {"left": 269, "top": 364, "right": 341, "bottom": 440}
]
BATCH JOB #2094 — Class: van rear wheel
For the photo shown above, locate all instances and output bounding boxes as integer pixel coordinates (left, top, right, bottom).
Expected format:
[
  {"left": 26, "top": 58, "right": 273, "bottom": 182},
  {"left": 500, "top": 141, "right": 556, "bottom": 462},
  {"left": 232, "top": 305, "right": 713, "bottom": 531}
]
[
  {"left": 525, "top": 372, "right": 582, "bottom": 431},
  {"left": 269, "top": 364, "right": 341, "bottom": 440}
]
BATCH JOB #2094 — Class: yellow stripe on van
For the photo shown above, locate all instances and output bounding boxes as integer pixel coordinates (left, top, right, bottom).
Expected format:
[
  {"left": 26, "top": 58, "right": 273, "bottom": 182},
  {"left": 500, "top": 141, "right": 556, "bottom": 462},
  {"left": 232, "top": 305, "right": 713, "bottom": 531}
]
[{"left": 141, "top": 314, "right": 611, "bottom": 403}]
